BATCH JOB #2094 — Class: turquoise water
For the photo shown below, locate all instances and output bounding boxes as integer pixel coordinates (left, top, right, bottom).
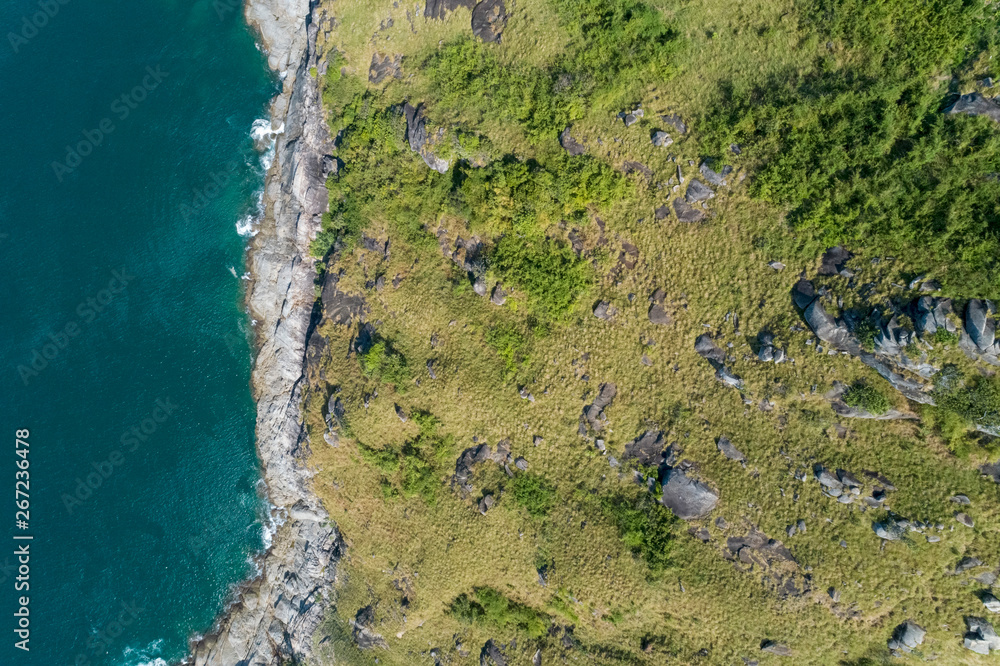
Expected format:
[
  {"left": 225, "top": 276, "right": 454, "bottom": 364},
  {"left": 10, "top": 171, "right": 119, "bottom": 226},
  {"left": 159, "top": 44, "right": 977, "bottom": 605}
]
[{"left": 0, "top": 0, "right": 276, "bottom": 663}]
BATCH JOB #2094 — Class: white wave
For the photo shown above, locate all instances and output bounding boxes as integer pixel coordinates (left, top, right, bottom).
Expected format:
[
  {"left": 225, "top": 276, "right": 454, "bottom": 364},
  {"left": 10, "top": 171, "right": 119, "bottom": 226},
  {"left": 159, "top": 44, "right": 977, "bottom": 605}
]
[
  {"left": 120, "top": 638, "right": 166, "bottom": 666},
  {"left": 250, "top": 118, "right": 284, "bottom": 170},
  {"left": 235, "top": 214, "right": 258, "bottom": 237}
]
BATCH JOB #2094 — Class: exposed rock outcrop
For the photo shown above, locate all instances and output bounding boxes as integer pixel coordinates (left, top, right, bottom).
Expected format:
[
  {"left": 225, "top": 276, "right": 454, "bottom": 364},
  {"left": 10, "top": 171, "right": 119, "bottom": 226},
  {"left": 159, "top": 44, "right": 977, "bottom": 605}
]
[
  {"left": 661, "top": 468, "right": 718, "bottom": 519},
  {"left": 190, "top": 2, "right": 342, "bottom": 664},
  {"left": 404, "top": 102, "right": 450, "bottom": 173},
  {"left": 947, "top": 92, "right": 1000, "bottom": 124}
]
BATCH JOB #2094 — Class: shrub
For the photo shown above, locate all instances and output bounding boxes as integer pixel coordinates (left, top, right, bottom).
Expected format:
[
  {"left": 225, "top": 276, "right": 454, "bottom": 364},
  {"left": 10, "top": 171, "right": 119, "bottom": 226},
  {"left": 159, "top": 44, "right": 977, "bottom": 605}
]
[
  {"left": 485, "top": 322, "right": 530, "bottom": 380},
  {"left": 449, "top": 587, "right": 548, "bottom": 638},
  {"left": 602, "top": 492, "right": 676, "bottom": 573},
  {"left": 854, "top": 319, "right": 880, "bottom": 351},
  {"left": 507, "top": 473, "right": 557, "bottom": 517},
  {"left": 935, "top": 373, "right": 1000, "bottom": 432},
  {"left": 842, "top": 382, "right": 891, "bottom": 415},
  {"left": 357, "top": 442, "right": 400, "bottom": 473},
  {"left": 360, "top": 340, "right": 410, "bottom": 387},
  {"left": 490, "top": 235, "right": 592, "bottom": 319},
  {"left": 931, "top": 328, "right": 959, "bottom": 345}
]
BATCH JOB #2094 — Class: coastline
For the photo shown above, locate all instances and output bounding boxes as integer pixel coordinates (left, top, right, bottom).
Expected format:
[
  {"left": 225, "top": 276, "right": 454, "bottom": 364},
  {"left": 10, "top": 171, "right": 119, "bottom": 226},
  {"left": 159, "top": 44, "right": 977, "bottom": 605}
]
[{"left": 187, "top": 0, "right": 340, "bottom": 663}]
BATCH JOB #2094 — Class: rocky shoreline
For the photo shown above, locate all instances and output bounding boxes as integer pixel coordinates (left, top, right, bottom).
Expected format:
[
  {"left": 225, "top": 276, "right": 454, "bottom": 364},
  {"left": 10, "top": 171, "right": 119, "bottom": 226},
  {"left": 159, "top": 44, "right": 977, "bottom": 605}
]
[{"left": 187, "top": 1, "right": 340, "bottom": 664}]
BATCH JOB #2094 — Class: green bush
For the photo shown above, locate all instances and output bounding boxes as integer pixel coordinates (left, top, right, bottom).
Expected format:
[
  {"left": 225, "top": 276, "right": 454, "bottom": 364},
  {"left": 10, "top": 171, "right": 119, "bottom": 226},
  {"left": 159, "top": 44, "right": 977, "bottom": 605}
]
[
  {"left": 449, "top": 587, "right": 549, "bottom": 638},
  {"left": 490, "top": 235, "right": 592, "bottom": 319},
  {"left": 360, "top": 339, "right": 410, "bottom": 387},
  {"left": 507, "top": 473, "right": 557, "bottom": 517},
  {"left": 485, "top": 322, "right": 530, "bottom": 380},
  {"left": 602, "top": 492, "right": 676, "bottom": 573},
  {"left": 931, "top": 328, "right": 959, "bottom": 345},
  {"left": 842, "top": 382, "right": 891, "bottom": 415},
  {"left": 357, "top": 442, "right": 400, "bottom": 473},
  {"left": 935, "top": 373, "right": 1000, "bottom": 432},
  {"left": 854, "top": 319, "right": 880, "bottom": 351},
  {"left": 702, "top": 0, "right": 1000, "bottom": 296}
]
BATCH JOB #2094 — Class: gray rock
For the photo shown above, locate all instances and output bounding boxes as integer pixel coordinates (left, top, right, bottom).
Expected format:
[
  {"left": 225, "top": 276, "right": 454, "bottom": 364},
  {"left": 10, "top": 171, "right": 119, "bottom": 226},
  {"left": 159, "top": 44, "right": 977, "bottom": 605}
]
[
  {"left": 760, "top": 641, "right": 792, "bottom": 657},
  {"left": 818, "top": 246, "right": 852, "bottom": 276},
  {"left": 950, "top": 494, "right": 971, "bottom": 505},
  {"left": 964, "top": 616, "right": 1000, "bottom": 655},
  {"left": 479, "top": 494, "right": 495, "bottom": 514},
  {"left": 661, "top": 113, "right": 687, "bottom": 133},
  {"left": 514, "top": 457, "right": 528, "bottom": 471},
  {"left": 480, "top": 638, "right": 507, "bottom": 665},
  {"left": 559, "top": 127, "right": 586, "bottom": 156},
  {"left": 947, "top": 92, "right": 1000, "bottom": 123},
  {"left": 791, "top": 279, "right": 816, "bottom": 310},
  {"left": 699, "top": 161, "right": 731, "bottom": 187},
  {"left": 685, "top": 179, "right": 715, "bottom": 203},
  {"left": 983, "top": 460, "right": 1000, "bottom": 484},
  {"left": 956, "top": 557, "right": 983, "bottom": 573},
  {"left": 623, "top": 430, "right": 667, "bottom": 466},
  {"left": 768, "top": 261, "right": 786, "bottom": 271},
  {"left": 694, "top": 334, "right": 725, "bottom": 363},
  {"left": 956, "top": 512, "right": 975, "bottom": 528},
  {"left": 593, "top": 300, "right": 617, "bottom": 320},
  {"left": 648, "top": 303, "right": 672, "bottom": 325},
  {"left": 716, "top": 435, "right": 746, "bottom": 462},
  {"left": 427, "top": 359, "right": 437, "bottom": 379},
  {"left": 661, "top": 468, "right": 719, "bottom": 520},
  {"left": 472, "top": 276, "right": 488, "bottom": 296},
  {"left": 582, "top": 382, "right": 616, "bottom": 432},
  {"left": 424, "top": 0, "right": 476, "bottom": 19},
  {"left": 672, "top": 198, "right": 706, "bottom": 222},
  {"left": 403, "top": 103, "right": 449, "bottom": 173},
  {"left": 803, "top": 300, "right": 853, "bottom": 350},
  {"left": 983, "top": 593, "right": 1000, "bottom": 613},
  {"left": 191, "top": 7, "right": 347, "bottom": 663},
  {"left": 490, "top": 284, "right": 506, "bottom": 305},
  {"left": 395, "top": 404, "right": 408, "bottom": 422},
  {"left": 829, "top": 587, "right": 841, "bottom": 602},
  {"left": 651, "top": 130, "right": 672, "bottom": 147},
  {"left": 471, "top": 0, "right": 508, "bottom": 43},
  {"left": 889, "top": 620, "right": 926, "bottom": 652},
  {"left": 815, "top": 466, "right": 843, "bottom": 489},
  {"left": 966, "top": 299, "right": 996, "bottom": 351}
]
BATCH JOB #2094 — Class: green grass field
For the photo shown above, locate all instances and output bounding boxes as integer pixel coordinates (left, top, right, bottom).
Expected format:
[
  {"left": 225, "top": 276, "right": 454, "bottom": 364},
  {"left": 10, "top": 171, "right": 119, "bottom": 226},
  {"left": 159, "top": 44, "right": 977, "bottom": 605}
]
[{"left": 303, "top": 0, "right": 1000, "bottom": 662}]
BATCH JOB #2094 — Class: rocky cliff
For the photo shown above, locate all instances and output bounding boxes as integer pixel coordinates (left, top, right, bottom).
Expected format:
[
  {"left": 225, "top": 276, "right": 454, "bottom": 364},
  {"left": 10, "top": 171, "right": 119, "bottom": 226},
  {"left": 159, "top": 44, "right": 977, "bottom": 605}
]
[{"left": 188, "top": 1, "right": 340, "bottom": 664}]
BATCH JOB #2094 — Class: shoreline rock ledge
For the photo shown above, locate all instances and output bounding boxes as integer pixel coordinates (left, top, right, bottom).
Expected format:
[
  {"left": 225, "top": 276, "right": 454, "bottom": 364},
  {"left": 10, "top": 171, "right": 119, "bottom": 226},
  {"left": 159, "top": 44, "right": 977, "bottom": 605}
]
[{"left": 188, "top": 0, "right": 341, "bottom": 664}]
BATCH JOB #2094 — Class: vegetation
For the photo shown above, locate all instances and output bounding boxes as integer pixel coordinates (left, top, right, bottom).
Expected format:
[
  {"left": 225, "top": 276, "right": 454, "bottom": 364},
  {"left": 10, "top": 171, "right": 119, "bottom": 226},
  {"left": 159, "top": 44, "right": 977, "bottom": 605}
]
[
  {"left": 935, "top": 372, "right": 1000, "bottom": 432},
  {"left": 842, "top": 382, "right": 892, "bottom": 415},
  {"left": 360, "top": 338, "right": 411, "bottom": 387},
  {"left": 602, "top": 491, "right": 676, "bottom": 574},
  {"left": 506, "top": 473, "right": 557, "bottom": 517},
  {"left": 449, "top": 587, "right": 549, "bottom": 638},
  {"left": 484, "top": 322, "right": 530, "bottom": 381}
]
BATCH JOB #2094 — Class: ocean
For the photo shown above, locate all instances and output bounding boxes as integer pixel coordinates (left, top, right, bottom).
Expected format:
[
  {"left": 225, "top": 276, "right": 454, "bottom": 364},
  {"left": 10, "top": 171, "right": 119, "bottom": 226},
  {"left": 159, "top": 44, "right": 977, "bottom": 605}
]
[{"left": 0, "top": 0, "right": 276, "bottom": 663}]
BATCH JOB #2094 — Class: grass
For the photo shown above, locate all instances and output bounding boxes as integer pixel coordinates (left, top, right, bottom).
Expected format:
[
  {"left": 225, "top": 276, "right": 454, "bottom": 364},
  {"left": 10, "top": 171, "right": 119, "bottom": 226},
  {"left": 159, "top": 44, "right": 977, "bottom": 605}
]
[{"left": 302, "top": 0, "right": 1000, "bottom": 663}]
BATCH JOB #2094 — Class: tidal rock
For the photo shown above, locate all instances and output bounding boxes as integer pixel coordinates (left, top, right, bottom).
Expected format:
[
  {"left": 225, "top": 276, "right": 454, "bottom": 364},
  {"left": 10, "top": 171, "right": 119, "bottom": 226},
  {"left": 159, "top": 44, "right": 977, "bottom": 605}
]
[
  {"left": 947, "top": 92, "right": 1000, "bottom": 123},
  {"left": 661, "top": 468, "right": 718, "bottom": 520}
]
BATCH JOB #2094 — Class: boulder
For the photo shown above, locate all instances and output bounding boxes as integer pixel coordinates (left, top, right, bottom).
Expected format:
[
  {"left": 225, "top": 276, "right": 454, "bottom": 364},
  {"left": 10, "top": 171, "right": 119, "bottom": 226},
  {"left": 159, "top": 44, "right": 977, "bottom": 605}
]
[
  {"left": 983, "top": 593, "right": 1000, "bottom": 613},
  {"left": 699, "top": 161, "right": 731, "bottom": 187},
  {"left": 803, "top": 300, "right": 852, "bottom": 349},
  {"left": 473, "top": 276, "right": 488, "bottom": 296},
  {"left": 660, "top": 113, "right": 687, "bottom": 133},
  {"left": 471, "top": 0, "right": 507, "bottom": 43},
  {"left": 791, "top": 279, "right": 816, "bottom": 310},
  {"left": 648, "top": 303, "right": 672, "bottom": 325},
  {"left": 965, "top": 299, "right": 996, "bottom": 351},
  {"left": 672, "top": 198, "right": 706, "bottom": 222},
  {"left": 479, "top": 494, "right": 495, "bottom": 514},
  {"left": 623, "top": 430, "right": 667, "bottom": 466},
  {"left": 651, "top": 130, "right": 672, "bottom": 147},
  {"left": 760, "top": 641, "right": 792, "bottom": 657},
  {"left": 956, "top": 512, "right": 975, "bottom": 528},
  {"left": 480, "top": 638, "right": 508, "bottom": 666},
  {"left": 818, "top": 246, "right": 852, "bottom": 276},
  {"left": 403, "top": 103, "right": 449, "bottom": 173},
  {"left": 915, "top": 296, "right": 954, "bottom": 337},
  {"left": 685, "top": 179, "right": 715, "bottom": 203},
  {"left": 964, "top": 617, "right": 1000, "bottom": 655},
  {"left": 946, "top": 92, "right": 1000, "bottom": 124},
  {"left": 582, "top": 382, "right": 617, "bottom": 433},
  {"left": 559, "top": 127, "right": 586, "bottom": 156},
  {"left": 352, "top": 605, "right": 388, "bottom": 650},
  {"left": 368, "top": 52, "right": 401, "bottom": 84},
  {"left": 716, "top": 435, "right": 746, "bottom": 462},
  {"left": 694, "top": 334, "right": 725, "bottom": 363},
  {"left": 424, "top": 0, "right": 476, "bottom": 18},
  {"left": 888, "top": 620, "right": 926, "bottom": 652},
  {"left": 661, "top": 468, "right": 718, "bottom": 520},
  {"left": 982, "top": 460, "right": 1000, "bottom": 484},
  {"left": 490, "top": 284, "right": 506, "bottom": 305},
  {"left": 593, "top": 300, "right": 617, "bottom": 320}
]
